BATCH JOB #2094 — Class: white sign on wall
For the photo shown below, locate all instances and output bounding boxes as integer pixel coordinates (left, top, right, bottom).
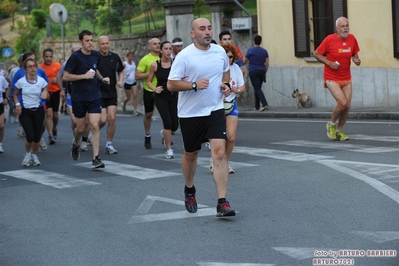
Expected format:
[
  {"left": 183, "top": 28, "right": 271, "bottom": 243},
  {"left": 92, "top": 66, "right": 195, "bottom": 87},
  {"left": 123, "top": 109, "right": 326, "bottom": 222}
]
[{"left": 231, "top": 17, "right": 251, "bottom": 30}]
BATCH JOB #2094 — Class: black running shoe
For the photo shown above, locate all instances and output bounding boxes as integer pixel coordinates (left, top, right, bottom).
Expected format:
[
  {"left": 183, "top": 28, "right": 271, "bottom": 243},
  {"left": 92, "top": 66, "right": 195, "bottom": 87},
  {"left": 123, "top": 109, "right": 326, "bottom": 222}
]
[
  {"left": 216, "top": 201, "right": 236, "bottom": 217},
  {"left": 144, "top": 136, "right": 152, "bottom": 149},
  {"left": 70, "top": 141, "right": 80, "bottom": 161},
  {"left": 92, "top": 156, "right": 105, "bottom": 169},
  {"left": 185, "top": 193, "right": 198, "bottom": 213}
]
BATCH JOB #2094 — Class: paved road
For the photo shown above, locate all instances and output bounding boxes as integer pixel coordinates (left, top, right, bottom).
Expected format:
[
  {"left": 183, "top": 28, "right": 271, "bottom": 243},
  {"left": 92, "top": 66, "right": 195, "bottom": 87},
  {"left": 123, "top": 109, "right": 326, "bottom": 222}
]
[{"left": 1, "top": 113, "right": 399, "bottom": 266}]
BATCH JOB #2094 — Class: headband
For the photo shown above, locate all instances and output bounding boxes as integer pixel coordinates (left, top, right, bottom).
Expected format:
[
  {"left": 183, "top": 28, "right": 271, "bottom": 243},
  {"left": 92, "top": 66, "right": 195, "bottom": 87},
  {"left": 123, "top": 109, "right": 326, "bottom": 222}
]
[{"left": 172, "top": 42, "right": 183, "bottom": 46}]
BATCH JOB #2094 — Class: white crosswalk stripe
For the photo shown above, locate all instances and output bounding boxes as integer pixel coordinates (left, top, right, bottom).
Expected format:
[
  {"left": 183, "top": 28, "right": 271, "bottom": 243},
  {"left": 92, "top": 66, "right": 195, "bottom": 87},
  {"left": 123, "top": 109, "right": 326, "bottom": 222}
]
[
  {"left": 0, "top": 169, "right": 101, "bottom": 189},
  {"left": 272, "top": 140, "right": 399, "bottom": 153},
  {"left": 74, "top": 160, "right": 181, "bottom": 180}
]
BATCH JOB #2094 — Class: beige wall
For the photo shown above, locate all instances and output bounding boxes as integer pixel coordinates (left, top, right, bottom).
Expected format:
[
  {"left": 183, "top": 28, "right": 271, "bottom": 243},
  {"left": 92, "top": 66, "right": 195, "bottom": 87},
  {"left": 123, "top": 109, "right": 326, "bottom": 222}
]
[{"left": 258, "top": 0, "right": 399, "bottom": 68}]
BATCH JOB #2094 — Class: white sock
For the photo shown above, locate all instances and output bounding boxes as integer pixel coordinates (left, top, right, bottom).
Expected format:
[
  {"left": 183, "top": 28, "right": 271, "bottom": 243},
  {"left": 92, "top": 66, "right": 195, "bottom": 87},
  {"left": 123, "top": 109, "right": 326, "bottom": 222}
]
[
  {"left": 329, "top": 121, "right": 336, "bottom": 126},
  {"left": 106, "top": 141, "right": 112, "bottom": 146}
]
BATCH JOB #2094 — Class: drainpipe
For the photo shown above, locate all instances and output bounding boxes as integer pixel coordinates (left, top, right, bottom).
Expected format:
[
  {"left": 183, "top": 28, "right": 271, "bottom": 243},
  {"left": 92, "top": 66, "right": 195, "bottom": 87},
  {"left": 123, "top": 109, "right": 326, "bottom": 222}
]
[{"left": 232, "top": 0, "right": 253, "bottom": 47}]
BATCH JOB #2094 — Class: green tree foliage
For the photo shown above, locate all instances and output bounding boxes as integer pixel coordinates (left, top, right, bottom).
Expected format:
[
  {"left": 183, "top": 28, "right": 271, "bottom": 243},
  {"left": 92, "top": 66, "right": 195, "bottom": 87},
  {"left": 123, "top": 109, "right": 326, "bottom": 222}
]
[
  {"left": 14, "top": 16, "right": 44, "bottom": 56},
  {"left": 95, "top": 5, "right": 123, "bottom": 34},
  {"left": 31, "top": 9, "right": 48, "bottom": 29},
  {"left": 0, "top": 0, "right": 21, "bottom": 28}
]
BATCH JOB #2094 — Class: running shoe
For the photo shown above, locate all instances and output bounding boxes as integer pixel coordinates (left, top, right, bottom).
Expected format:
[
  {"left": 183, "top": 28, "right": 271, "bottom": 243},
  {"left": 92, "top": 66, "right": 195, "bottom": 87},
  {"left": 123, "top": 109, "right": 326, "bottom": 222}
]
[
  {"left": 80, "top": 141, "right": 88, "bottom": 151},
  {"left": 216, "top": 201, "right": 236, "bottom": 217},
  {"left": 92, "top": 156, "right": 105, "bottom": 169},
  {"left": 49, "top": 136, "right": 56, "bottom": 145},
  {"left": 105, "top": 145, "right": 118, "bottom": 154},
  {"left": 144, "top": 136, "right": 151, "bottom": 149},
  {"left": 326, "top": 122, "right": 337, "bottom": 140},
  {"left": 205, "top": 142, "right": 211, "bottom": 150},
  {"left": 228, "top": 164, "right": 235, "bottom": 174},
  {"left": 336, "top": 130, "right": 349, "bottom": 141},
  {"left": 40, "top": 138, "right": 48, "bottom": 151},
  {"left": 185, "top": 193, "right": 197, "bottom": 213},
  {"left": 71, "top": 141, "right": 80, "bottom": 161},
  {"left": 259, "top": 105, "right": 269, "bottom": 111},
  {"left": 30, "top": 154, "right": 41, "bottom": 166},
  {"left": 0, "top": 146, "right": 3, "bottom": 153},
  {"left": 132, "top": 110, "right": 139, "bottom": 116},
  {"left": 122, "top": 104, "right": 126, "bottom": 113},
  {"left": 53, "top": 128, "right": 57, "bottom": 140},
  {"left": 21, "top": 153, "right": 31, "bottom": 166},
  {"left": 165, "top": 149, "right": 174, "bottom": 159}
]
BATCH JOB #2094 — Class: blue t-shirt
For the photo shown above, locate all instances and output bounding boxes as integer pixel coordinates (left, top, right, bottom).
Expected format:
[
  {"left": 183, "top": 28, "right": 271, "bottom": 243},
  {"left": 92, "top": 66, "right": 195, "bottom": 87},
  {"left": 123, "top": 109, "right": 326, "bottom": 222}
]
[
  {"left": 245, "top": 46, "right": 269, "bottom": 72},
  {"left": 64, "top": 49, "right": 101, "bottom": 101}
]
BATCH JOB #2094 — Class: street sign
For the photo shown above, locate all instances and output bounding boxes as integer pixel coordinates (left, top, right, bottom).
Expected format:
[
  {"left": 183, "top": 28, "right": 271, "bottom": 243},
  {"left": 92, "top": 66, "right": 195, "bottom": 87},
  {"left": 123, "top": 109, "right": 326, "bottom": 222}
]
[
  {"left": 2, "top": 47, "right": 13, "bottom": 58},
  {"left": 231, "top": 17, "right": 251, "bottom": 30}
]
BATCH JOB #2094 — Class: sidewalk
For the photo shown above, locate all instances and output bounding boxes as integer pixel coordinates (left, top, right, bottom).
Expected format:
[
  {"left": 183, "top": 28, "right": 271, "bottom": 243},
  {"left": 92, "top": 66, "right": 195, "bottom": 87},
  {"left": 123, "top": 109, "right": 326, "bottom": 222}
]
[{"left": 118, "top": 105, "right": 399, "bottom": 120}]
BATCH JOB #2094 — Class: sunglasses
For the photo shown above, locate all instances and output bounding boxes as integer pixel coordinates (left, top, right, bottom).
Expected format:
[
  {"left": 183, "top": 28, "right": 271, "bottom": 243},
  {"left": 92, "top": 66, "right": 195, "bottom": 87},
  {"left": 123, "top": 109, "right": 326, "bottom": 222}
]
[{"left": 228, "top": 55, "right": 234, "bottom": 59}]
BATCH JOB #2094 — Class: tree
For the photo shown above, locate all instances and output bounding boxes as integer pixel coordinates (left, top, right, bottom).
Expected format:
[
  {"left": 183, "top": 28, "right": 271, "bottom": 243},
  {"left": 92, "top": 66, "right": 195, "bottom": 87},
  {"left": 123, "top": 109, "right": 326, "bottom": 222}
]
[
  {"left": 31, "top": 9, "right": 48, "bottom": 29},
  {"left": 0, "top": 0, "right": 21, "bottom": 28},
  {"left": 95, "top": 5, "right": 123, "bottom": 34}
]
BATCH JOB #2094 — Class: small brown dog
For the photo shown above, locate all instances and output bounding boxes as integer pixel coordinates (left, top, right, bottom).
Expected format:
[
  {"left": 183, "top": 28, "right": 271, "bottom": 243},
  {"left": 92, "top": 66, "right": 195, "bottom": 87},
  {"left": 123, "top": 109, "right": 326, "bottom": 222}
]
[{"left": 292, "top": 89, "right": 311, "bottom": 108}]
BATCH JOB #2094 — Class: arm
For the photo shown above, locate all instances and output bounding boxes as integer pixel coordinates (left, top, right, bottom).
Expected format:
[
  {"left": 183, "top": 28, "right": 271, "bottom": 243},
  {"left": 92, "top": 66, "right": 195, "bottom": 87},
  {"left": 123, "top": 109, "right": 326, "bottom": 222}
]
[
  {"left": 242, "top": 57, "right": 248, "bottom": 65},
  {"left": 265, "top": 57, "right": 269, "bottom": 72},
  {"left": 221, "top": 70, "right": 231, "bottom": 97},
  {"left": 117, "top": 71, "right": 124, "bottom": 88},
  {"left": 167, "top": 78, "right": 210, "bottom": 92},
  {"left": 63, "top": 70, "right": 95, "bottom": 82},
  {"left": 352, "top": 54, "right": 361, "bottom": 66},
  {"left": 147, "top": 62, "right": 162, "bottom": 93},
  {"left": 313, "top": 50, "right": 340, "bottom": 70},
  {"left": 13, "top": 89, "right": 21, "bottom": 115},
  {"left": 135, "top": 69, "right": 148, "bottom": 81}
]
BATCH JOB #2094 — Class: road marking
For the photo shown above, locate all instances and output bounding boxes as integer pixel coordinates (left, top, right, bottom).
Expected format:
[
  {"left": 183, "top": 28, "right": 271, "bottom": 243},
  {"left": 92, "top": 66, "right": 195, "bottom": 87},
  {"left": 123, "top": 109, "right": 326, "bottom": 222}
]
[
  {"left": 0, "top": 169, "right": 101, "bottom": 189},
  {"left": 144, "top": 154, "right": 259, "bottom": 170},
  {"left": 272, "top": 247, "right": 319, "bottom": 260},
  {"left": 197, "top": 263, "right": 275, "bottom": 266},
  {"left": 75, "top": 161, "right": 181, "bottom": 180},
  {"left": 129, "top": 195, "right": 214, "bottom": 223},
  {"left": 272, "top": 140, "right": 399, "bottom": 153},
  {"left": 351, "top": 231, "right": 399, "bottom": 243},
  {"left": 234, "top": 146, "right": 333, "bottom": 162},
  {"left": 318, "top": 160, "right": 399, "bottom": 204},
  {"left": 351, "top": 134, "right": 399, "bottom": 142}
]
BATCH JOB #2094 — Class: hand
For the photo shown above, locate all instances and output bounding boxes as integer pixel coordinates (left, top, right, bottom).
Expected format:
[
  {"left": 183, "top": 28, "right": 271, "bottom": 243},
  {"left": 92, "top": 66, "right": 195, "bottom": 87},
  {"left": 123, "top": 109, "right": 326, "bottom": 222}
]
[
  {"left": 51, "top": 77, "right": 57, "bottom": 84},
  {"left": 102, "top": 77, "right": 110, "bottom": 85},
  {"left": 15, "top": 105, "right": 22, "bottom": 115},
  {"left": 155, "top": 86, "right": 163, "bottom": 94},
  {"left": 221, "top": 83, "right": 230, "bottom": 97},
  {"left": 40, "top": 91, "right": 49, "bottom": 100},
  {"left": 352, "top": 55, "right": 361, "bottom": 66},
  {"left": 329, "top": 61, "right": 340, "bottom": 70},
  {"left": 86, "top": 70, "right": 96, "bottom": 79},
  {"left": 117, "top": 80, "right": 123, "bottom": 88},
  {"left": 3, "top": 98, "right": 8, "bottom": 105},
  {"left": 60, "top": 90, "right": 65, "bottom": 99},
  {"left": 196, "top": 78, "right": 209, "bottom": 90}
]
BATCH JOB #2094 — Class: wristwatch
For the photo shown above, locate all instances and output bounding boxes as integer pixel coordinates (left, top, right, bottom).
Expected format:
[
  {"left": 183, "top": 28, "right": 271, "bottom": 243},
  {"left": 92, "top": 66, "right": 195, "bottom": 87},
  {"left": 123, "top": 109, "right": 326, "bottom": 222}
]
[{"left": 191, "top": 82, "right": 197, "bottom": 92}]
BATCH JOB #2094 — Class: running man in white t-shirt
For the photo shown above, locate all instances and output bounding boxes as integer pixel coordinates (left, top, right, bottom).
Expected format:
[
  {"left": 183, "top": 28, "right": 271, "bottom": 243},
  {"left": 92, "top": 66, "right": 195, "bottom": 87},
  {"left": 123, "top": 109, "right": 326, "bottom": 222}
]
[{"left": 167, "top": 18, "right": 235, "bottom": 218}]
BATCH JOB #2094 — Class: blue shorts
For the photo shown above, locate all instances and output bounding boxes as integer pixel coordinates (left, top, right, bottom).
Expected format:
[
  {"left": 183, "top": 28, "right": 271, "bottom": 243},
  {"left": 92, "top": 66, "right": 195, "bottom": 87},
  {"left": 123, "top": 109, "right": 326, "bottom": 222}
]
[
  {"left": 66, "top": 93, "right": 72, "bottom": 108},
  {"left": 72, "top": 98, "right": 102, "bottom": 119},
  {"left": 225, "top": 99, "right": 238, "bottom": 117}
]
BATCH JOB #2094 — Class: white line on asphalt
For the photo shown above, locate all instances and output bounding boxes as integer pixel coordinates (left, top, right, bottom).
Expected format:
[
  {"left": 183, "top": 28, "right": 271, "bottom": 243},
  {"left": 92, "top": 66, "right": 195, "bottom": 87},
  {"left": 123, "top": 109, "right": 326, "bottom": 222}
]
[
  {"left": 74, "top": 160, "right": 181, "bottom": 180},
  {"left": 240, "top": 118, "right": 399, "bottom": 125},
  {"left": 318, "top": 160, "right": 399, "bottom": 205},
  {"left": 234, "top": 146, "right": 333, "bottom": 162},
  {"left": 0, "top": 169, "right": 101, "bottom": 189},
  {"left": 197, "top": 263, "right": 276, "bottom": 266},
  {"left": 272, "top": 140, "right": 399, "bottom": 153},
  {"left": 272, "top": 247, "right": 320, "bottom": 260},
  {"left": 351, "top": 231, "right": 399, "bottom": 243},
  {"left": 350, "top": 134, "right": 399, "bottom": 142}
]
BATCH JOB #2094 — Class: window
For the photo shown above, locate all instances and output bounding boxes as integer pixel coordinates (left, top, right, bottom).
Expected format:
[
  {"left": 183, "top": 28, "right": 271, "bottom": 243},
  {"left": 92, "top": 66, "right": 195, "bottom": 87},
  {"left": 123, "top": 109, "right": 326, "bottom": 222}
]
[
  {"left": 392, "top": 0, "right": 399, "bottom": 58},
  {"left": 292, "top": 0, "right": 347, "bottom": 57}
]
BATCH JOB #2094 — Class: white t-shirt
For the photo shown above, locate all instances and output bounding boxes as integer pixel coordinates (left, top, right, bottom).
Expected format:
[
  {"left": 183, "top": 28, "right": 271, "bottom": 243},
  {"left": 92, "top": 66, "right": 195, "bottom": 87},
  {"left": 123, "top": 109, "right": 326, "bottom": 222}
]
[
  {"left": 15, "top": 76, "right": 48, "bottom": 108},
  {"left": 225, "top": 62, "right": 244, "bottom": 102},
  {"left": 0, "top": 76, "right": 8, "bottom": 103},
  {"left": 123, "top": 60, "right": 136, "bottom": 85},
  {"left": 168, "top": 43, "right": 229, "bottom": 118}
]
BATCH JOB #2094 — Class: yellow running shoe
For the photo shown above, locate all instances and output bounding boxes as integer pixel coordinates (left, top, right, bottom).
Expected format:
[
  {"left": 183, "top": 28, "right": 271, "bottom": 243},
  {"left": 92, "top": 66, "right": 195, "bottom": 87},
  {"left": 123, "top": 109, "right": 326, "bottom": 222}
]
[
  {"left": 336, "top": 130, "right": 349, "bottom": 141},
  {"left": 326, "top": 122, "right": 337, "bottom": 140}
]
